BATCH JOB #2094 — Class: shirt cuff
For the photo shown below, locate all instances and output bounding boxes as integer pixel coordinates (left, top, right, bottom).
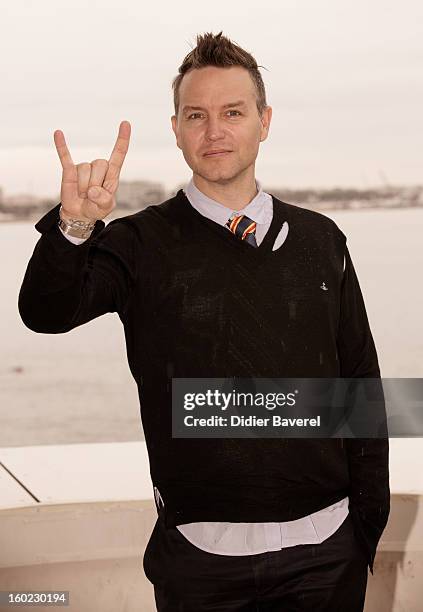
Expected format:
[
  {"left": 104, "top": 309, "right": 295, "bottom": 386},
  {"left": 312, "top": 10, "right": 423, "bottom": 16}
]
[{"left": 58, "top": 225, "right": 89, "bottom": 245}]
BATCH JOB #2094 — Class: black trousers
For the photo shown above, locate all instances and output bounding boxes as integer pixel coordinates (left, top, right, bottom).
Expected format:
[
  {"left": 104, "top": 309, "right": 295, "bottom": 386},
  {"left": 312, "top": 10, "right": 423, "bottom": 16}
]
[{"left": 143, "top": 505, "right": 369, "bottom": 612}]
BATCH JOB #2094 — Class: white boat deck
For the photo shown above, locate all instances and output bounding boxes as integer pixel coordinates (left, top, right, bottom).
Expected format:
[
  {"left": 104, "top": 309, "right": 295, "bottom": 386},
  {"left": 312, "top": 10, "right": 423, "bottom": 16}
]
[{"left": 0, "top": 441, "right": 154, "bottom": 508}]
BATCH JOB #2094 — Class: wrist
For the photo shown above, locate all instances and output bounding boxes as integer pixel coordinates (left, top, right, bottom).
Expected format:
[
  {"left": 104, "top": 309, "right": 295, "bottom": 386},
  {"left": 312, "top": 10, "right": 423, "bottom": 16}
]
[
  {"left": 59, "top": 206, "right": 93, "bottom": 224},
  {"left": 58, "top": 205, "right": 97, "bottom": 239}
]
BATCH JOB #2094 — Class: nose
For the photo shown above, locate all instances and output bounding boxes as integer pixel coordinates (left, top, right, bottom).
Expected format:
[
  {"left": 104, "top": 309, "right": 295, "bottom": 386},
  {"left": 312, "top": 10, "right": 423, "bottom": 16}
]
[{"left": 205, "top": 116, "right": 225, "bottom": 141}]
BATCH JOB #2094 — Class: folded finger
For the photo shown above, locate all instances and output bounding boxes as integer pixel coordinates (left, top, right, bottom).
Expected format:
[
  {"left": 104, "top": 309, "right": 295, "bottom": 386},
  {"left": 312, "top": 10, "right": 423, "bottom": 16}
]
[
  {"left": 89, "top": 159, "right": 109, "bottom": 191},
  {"left": 77, "top": 163, "right": 91, "bottom": 198}
]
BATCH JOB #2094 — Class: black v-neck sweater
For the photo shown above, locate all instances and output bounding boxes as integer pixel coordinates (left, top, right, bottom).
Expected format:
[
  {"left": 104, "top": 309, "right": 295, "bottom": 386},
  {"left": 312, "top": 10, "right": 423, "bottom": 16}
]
[{"left": 18, "top": 189, "right": 390, "bottom": 573}]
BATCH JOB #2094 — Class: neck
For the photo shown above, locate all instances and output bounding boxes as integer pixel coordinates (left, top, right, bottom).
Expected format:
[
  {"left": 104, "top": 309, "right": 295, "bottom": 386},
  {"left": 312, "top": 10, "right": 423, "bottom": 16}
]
[{"left": 192, "top": 169, "right": 258, "bottom": 211}]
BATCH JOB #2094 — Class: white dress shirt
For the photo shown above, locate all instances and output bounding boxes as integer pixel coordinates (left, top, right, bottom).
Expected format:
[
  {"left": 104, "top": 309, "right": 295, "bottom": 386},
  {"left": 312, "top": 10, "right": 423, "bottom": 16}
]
[{"left": 59, "top": 176, "right": 349, "bottom": 555}]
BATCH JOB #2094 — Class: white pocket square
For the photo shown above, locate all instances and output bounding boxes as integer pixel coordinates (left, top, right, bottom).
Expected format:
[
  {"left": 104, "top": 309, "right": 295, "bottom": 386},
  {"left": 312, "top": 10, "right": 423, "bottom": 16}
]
[{"left": 272, "top": 221, "right": 289, "bottom": 251}]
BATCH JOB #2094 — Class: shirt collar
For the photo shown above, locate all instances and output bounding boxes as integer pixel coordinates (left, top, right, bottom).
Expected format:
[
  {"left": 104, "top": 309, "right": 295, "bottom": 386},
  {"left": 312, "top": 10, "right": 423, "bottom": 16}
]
[{"left": 183, "top": 176, "right": 272, "bottom": 227}]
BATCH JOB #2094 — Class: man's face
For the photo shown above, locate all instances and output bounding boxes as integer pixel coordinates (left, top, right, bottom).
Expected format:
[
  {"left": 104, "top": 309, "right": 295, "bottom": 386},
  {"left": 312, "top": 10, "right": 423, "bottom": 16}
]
[{"left": 171, "top": 65, "right": 272, "bottom": 185}]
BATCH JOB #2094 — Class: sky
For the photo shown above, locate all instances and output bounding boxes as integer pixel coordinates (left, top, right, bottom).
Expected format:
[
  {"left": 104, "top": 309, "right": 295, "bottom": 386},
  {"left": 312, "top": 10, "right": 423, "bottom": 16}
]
[{"left": 1, "top": 0, "right": 422, "bottom": 198}]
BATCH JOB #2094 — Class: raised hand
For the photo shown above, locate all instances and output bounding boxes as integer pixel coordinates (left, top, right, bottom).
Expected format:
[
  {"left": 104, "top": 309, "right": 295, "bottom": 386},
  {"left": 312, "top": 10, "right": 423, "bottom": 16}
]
[{"left": 53, "top": 120, "right": 131, "bottom": 222}]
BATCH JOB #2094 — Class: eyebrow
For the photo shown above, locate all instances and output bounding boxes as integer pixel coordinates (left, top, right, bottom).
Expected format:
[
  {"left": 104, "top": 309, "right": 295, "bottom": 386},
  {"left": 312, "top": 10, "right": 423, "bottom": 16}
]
[{"left": 182, "top": 100, "right": 247, "bottom": 114}]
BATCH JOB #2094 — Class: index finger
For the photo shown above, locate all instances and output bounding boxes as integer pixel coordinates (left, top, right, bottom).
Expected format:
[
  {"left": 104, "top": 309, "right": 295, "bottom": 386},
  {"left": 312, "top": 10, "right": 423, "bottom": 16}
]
[
  {"left": 107, "top": 120, "right": 131, "bottom": 178},
  {"left": 53, "top": 129, "right": 74, "bottom": 169}
]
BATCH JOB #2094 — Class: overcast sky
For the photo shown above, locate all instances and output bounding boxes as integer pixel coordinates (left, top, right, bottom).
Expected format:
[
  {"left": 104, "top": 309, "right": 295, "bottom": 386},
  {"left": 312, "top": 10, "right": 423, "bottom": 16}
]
[{"left": 1, "top": 0, "right": 422, "bottom": 197}]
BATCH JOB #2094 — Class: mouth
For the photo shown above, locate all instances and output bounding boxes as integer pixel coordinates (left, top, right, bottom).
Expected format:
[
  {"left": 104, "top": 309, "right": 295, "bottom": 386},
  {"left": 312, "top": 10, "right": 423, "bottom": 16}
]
[{"left": 203, "top": 150, "right": 232, "bottom": 158}]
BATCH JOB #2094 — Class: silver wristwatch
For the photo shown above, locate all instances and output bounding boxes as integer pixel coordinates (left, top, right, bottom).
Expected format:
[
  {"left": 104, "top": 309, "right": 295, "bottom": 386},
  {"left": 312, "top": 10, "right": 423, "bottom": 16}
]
[{"left": 58, "top": 205, "right": 97, "bottom": 239}]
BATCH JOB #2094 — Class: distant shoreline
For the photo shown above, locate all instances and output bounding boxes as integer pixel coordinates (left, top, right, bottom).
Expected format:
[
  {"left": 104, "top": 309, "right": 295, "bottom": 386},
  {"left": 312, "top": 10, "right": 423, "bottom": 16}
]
[{"left": 2, "top": 200, "right": 422, "bottom": 224}]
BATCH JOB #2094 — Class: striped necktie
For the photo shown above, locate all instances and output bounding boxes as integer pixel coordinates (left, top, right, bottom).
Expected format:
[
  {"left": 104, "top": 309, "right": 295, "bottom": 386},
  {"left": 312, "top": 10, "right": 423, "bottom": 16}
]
[{"left": 226, "top": 214, "right": 258, "bottom": 248}]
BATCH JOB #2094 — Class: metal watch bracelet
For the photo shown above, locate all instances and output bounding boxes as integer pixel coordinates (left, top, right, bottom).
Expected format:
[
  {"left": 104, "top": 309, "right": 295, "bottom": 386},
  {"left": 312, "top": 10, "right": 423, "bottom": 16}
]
[{"left": 58, "top": 205, "right": 97, "bottom": 239}]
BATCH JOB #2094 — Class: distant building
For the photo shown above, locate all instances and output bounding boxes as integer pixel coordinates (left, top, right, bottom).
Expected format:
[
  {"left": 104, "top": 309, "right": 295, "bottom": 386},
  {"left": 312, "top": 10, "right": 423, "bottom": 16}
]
[
  {"left": 116, "top": 180, "right": 166, "bottom": 211},
  {"left": 266, "top": 186, "right": 423, "bottom": 211},
  {"left": 0, "top": 193, "right": 54, "bottom": 218}
]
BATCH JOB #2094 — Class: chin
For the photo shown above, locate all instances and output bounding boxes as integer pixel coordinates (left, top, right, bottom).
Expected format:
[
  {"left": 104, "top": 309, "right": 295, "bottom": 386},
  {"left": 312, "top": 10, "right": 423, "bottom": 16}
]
[
  {"left": 198, "top": 164, "right": 238, "bottom": 182},
  {"left": 202, "top": 173, "right": 236, "bottom": 185}
]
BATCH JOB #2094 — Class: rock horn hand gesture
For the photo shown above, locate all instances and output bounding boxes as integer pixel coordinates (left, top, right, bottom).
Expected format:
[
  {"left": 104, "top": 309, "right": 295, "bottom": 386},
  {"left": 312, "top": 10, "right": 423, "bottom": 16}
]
[{"left": 53, "top": 120, "right": 131, "bottom": 222}]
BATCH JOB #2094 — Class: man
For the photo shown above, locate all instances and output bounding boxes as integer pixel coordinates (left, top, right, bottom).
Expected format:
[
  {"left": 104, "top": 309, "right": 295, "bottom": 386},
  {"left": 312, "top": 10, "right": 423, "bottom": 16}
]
[{"left": 19, "top": 31, "right": 390, "bottom": 611}]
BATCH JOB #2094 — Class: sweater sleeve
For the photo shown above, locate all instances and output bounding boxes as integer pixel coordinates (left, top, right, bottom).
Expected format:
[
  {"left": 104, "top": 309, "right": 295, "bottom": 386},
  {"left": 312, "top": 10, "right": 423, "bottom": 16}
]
[
  {"left": 337, "top": 244, "right": 380, "bottom": 378},
  {"left": 337, "top": 243, "right": 390, "bottom": 572},
  {"left": 18, "top": 203, "right": 139, "bottom": 333}
]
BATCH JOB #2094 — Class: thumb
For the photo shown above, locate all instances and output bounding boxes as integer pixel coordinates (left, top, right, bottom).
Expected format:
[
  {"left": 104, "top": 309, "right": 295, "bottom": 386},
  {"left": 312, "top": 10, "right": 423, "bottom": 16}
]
[{"left": 88, "top": 186, "right": 112, "bottom": 207}]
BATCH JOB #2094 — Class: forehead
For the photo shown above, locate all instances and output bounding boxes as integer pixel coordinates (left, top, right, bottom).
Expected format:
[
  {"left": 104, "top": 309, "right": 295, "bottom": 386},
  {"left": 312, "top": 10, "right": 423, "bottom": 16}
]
[{"left": 178, "top": 65, "right": 256, "bottom": 108}]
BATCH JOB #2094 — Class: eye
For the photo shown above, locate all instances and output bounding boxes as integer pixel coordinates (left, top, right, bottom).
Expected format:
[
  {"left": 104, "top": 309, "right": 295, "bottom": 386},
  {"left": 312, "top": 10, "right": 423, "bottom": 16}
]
[{"left": 187, "top": 110, "right": 242, "bottom": 120}]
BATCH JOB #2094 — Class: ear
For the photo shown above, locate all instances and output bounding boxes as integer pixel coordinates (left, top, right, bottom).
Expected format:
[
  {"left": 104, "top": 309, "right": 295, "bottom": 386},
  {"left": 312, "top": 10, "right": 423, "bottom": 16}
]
[
  {"left": 259, "top": 106, "right": 272, "bottom": 142},
  {"left": 171, "top": 115, "right": 181, "bottom": 149}
]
